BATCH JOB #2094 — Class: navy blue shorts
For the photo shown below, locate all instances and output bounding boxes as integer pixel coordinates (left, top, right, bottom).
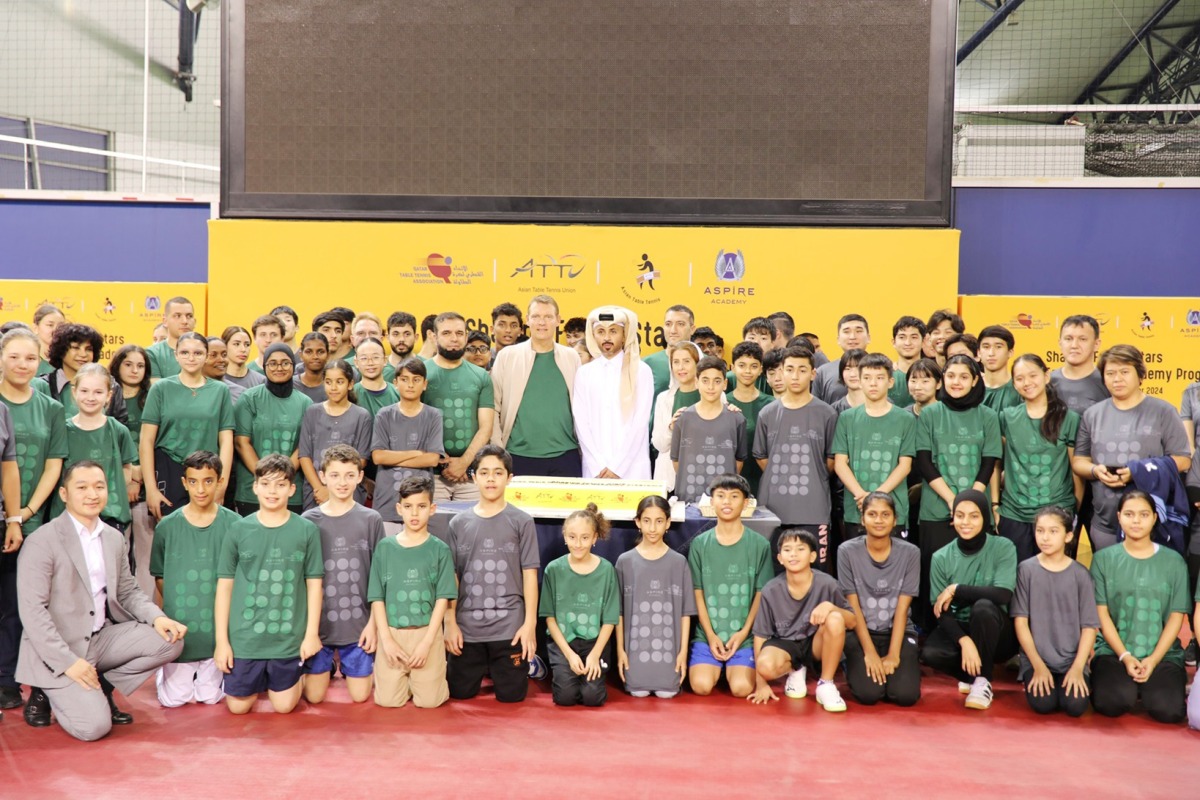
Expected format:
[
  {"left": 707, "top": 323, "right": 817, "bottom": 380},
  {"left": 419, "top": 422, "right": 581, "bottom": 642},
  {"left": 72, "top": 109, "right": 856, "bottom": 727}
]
[
  {"left": 224, "top": 657, "right": 304, "bottom": 697},
  {"left": 303, "top": 644, "right": 374, "bottom": 678}
]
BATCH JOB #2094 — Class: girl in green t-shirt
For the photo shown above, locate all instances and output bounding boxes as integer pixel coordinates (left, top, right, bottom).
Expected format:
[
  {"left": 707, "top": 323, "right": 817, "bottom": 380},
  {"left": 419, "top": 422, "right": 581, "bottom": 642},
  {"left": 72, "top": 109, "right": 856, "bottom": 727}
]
[
  {"left": 997, "top": 354, "right": 1083, "bottom": 562},
  {"left": 539, "top": 503, "right": 620, "bottom": 707},
  {"left": 1090, "top": 490, "right": 1189, "bottom": 724}
]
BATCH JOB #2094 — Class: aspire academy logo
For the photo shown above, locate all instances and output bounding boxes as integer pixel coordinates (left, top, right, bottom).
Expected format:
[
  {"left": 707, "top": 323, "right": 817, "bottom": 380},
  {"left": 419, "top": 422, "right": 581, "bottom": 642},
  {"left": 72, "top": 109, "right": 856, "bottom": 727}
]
[
  {"left": 714, "top": 249, "right": 746, "bottom": 281},
  {"left": 704, "top": 249, "right": 754, "bottom": 305}
]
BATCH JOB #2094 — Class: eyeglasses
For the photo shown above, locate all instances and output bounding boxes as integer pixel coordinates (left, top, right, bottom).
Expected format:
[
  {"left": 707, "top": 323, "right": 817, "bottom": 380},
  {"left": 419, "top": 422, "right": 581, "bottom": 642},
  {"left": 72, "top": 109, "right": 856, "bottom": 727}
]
[
  {"left": 264, "top": 360, "right": 292, "bottom": 369},
  {"left": 357, "top": 356, "right": 383, "bottom": 364},
  {"left": 464, "top": 346, "right": 490, "bottom": 355}
]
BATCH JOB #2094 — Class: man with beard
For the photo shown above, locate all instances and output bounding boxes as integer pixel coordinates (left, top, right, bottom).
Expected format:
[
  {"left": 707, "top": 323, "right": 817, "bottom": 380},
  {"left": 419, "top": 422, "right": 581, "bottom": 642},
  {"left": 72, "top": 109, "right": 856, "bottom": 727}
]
[
  {"left": 490, "top": 295, "right": 581, "bottom": 477},
  {"left": 572, "top": 306, "right": 653, "bottom": 480},
  {"left": 421, "top": 312, "right": 495, "bottom": 500},
  {"left": 643, "top": 305, "right": 695, "bottom": 399},
  {"left": 386, "top": 311, "right": 418, "bottom": 374}
]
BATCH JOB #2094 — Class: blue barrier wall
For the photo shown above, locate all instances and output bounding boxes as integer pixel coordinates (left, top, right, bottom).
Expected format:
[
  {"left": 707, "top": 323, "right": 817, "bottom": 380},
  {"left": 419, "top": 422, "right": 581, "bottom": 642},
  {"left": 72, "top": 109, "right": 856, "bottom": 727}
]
[
  {"left": 0, "top": 199, "right": 209, "bottom": 282},
  {"left": 955, "top": 186, "right": 1200, "bottom": 297},
  {"left": 2, "top": 191, "right": 1198, "bottom": 297}
]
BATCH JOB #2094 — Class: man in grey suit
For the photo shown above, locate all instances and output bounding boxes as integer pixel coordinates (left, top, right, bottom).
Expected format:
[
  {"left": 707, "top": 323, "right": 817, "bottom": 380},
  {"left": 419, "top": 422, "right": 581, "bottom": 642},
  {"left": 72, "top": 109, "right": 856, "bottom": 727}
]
[{"left": 17, "top": 460, "right": 187, "bottom": 741}]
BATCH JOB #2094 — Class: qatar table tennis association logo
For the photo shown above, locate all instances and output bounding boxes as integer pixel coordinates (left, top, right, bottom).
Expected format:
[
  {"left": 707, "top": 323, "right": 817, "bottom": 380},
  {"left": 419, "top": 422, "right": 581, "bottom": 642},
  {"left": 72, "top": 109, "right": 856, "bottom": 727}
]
[
  {"left": 401, "top": 253, "right": 485, "bottom": 286},
  {"left": 714, "top": 250, "right": 746, "bottom": 281},
  {"left": 426, "top": 253, "right": 454, "bottom": 284}
]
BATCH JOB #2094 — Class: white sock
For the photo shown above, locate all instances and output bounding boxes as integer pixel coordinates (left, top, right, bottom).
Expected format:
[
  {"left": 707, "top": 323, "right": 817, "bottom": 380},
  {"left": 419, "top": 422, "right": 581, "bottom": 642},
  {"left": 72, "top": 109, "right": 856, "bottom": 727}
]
[
  {"left": 817, "top": 678, "right": 832, "bottom": 687},
  {"left": 972, "top": 676, "right": 989, "bottom": 689}
]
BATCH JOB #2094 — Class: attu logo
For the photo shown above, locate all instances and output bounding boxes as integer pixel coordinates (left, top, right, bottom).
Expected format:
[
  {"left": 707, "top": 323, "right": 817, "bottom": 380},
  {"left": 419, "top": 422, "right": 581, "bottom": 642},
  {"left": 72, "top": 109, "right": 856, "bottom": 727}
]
[
  {"left": 510, "top": 254, "right": 585, "bottom": 280},
  {"left": 426, "top": 254, "right": 453, "bottom": 284},
  {"left": 636, "top": 254, "right": 660, "bottom": 290},
  {"left": 715, "top": 250, "right": 746, "bottom": 281}
]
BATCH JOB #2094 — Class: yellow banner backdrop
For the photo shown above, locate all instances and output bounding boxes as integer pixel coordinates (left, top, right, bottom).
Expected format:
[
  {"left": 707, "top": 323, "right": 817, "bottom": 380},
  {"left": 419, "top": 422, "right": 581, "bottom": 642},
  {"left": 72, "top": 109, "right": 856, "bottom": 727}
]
[
  {"left": 959, "top": 295, "right": 1200, "bottom": 408},
  {"left": 209, "top": 220, "right": 959, "bottom": 357},
  {"left": 0, "top": 281, "right": 209, "bottom": 363}
]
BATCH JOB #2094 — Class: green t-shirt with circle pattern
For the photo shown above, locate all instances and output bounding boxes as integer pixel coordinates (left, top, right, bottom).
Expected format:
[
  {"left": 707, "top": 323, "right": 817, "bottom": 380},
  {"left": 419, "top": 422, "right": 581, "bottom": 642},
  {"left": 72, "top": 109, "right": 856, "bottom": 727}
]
[
  {"left": 353, "top": 382, "right": 400, "bottom": 421},
  {"left": 233, "top": 384, "right": 312, "bottom": 505},
  {"left": 999, "top": 406, "right": 1079, "bottom": 521},
  {"left": 52, "top": 418, "right": 137, "bottom": 524},
  {"left": 217, "top": 512, "right": 325, "bottom": 660},
  {"left": 538, "top": 555, "right": 620, "bottom": 643},
  {"left": 915, "top": 402, "right": 1002, "bottom": 522},
  {"left": 1091, "top": 544, "right": 1190, "bottom": 668},
  {"left": 930, "top": 533, "right": 1018, "bottom": 623},
  {"left": 0, "top": 390, "right": 68, "bottom": 535},
  {"left": 687, "top": 527, "right": 773, "bottom": 650},
  {"left": 150, "top": 505, "right": 241, "bottom": 662},
  {"left": 142, "top": 377, "right": 235, "bottom": 464},
  {"left": 832, "top": 404, "right": 917, "bottom": 524},
  {"left": 420, "top": 359, "right": 495, "bottom": 456},
  {"left": 367, "top": 534, "right": 458, "bottom": 629}
]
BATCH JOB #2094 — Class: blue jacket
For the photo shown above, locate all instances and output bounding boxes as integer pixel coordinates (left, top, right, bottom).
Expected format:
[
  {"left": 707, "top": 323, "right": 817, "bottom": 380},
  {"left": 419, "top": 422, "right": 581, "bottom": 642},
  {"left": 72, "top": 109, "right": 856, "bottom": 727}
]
[{"left": 1128, "top": 456, "right": 1189, "bottom": 554}]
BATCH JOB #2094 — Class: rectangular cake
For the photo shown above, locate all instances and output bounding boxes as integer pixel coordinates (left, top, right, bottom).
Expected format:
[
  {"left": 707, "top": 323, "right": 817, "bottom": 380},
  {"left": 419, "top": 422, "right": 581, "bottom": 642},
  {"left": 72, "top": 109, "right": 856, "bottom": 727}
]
[{"left": 505, "top": 477, "right": 681, "bottom": 521}]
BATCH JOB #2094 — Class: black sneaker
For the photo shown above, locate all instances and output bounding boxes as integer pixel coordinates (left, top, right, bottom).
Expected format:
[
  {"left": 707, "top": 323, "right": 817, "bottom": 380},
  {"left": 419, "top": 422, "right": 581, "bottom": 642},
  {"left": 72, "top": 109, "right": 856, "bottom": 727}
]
[
  {"left": 1185, "top": 639, "right": 1198, "bottom": 668},
  {"left": 0, "top": 685, "right": 23, "bottom": 709}
]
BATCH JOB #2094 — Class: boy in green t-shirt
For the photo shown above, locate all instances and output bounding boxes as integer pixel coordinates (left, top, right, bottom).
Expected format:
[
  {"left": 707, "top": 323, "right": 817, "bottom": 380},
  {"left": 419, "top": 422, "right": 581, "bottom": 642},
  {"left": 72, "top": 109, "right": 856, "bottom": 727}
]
[
  {"left": 687, "top": 474, "right": 773, "bottom": 698},
  {"left": 368, "top": 473, "right": 456, "bottom": 708},
  {"left": 832, "top": 353, "right": 917, "bottom": 535},
  {"left": 979, "top": 326, "right": 1022, "bottom": 413},
  {"left": 151, "top": 450, "right": 241, "bottom": 707},
  {"left": 214, "top": 454, "right": 324, "bottom": 714}
]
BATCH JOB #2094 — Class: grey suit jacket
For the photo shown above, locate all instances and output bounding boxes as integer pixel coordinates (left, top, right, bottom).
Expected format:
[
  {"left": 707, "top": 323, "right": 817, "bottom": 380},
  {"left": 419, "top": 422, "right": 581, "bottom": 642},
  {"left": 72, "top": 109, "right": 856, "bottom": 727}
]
[{"left": 16, "top": 512, "right": 166, "bottom": 689}]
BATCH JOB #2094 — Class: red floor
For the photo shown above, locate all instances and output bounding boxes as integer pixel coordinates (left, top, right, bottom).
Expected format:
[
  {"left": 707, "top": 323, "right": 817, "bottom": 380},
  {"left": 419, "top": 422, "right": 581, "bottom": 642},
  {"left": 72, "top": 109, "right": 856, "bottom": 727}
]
[{"left": 0, "top": 667, "right": 1195, "bottom": 799}]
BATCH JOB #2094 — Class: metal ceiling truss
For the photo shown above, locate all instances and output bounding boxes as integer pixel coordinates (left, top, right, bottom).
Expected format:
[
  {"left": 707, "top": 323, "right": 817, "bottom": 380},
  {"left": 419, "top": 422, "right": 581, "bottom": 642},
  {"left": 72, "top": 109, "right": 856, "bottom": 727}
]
[{"left": 1068, "top": 0, "right": 1200, "bottom": 123}]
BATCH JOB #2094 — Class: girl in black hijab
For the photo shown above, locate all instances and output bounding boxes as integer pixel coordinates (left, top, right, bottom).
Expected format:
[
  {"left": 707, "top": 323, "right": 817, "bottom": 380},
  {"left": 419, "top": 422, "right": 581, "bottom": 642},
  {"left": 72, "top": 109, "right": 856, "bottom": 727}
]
[
  {"left": 919, "top": 489, "right": 1018, "bottom": 711},
  {"left": 232, "top": 342, "right": 313, "bottom": 514}
]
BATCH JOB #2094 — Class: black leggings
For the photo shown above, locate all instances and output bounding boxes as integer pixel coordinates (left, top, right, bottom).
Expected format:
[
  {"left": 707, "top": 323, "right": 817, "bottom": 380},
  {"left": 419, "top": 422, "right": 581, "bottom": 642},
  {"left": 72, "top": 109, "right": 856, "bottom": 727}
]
[
  {"left": 1024, "top": 670, "right": 1090, "bottom": 717},
  {"left": 1090, "top": 654, "right": 1186, "bottom": 724},
  {"left": 917, "top": 520, "right": 956, "bottom": 632},
  {"left": 920, "top": 598, "right": 1017, "bottom": 683},
  {"left": 844, "top": 630, "right": 921, "bottom": 707}
]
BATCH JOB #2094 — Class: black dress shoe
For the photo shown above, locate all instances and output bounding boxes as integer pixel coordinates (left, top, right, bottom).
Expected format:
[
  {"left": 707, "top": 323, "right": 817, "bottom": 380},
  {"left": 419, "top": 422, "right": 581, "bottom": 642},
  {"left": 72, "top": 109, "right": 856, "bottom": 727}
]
[
  {"left": 101, "top": 680, "right": 133, "bottom": 725},
  {"left": 0, "top": 685, "right": 23, "bottom": 709},
  {"left": 23, "top": 688, "right": 51, "bottom": 727}
]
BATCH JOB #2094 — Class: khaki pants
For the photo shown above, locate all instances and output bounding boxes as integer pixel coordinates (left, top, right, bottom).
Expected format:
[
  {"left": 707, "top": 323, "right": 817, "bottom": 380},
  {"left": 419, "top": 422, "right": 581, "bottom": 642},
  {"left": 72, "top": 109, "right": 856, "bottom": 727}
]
[
  {"left": 433, "top": 474, "right": 480, "bottom": 502},
  {"left": 374, "top": 626, "right": 449, "bottom": 708}
]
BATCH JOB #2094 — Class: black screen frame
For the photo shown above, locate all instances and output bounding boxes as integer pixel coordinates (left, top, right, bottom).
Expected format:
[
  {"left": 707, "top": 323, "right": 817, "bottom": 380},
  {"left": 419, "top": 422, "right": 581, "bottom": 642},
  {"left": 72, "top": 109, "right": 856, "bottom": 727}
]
[{"left": 221, "top": 0, "right": 956, "bottom": 227}]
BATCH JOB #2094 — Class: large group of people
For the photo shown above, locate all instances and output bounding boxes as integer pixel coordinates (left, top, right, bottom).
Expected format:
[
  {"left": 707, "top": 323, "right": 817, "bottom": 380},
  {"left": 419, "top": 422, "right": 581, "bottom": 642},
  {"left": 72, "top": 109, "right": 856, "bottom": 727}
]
[{"left": 0, "top": 293, "right": 1197, "bottom": 741}]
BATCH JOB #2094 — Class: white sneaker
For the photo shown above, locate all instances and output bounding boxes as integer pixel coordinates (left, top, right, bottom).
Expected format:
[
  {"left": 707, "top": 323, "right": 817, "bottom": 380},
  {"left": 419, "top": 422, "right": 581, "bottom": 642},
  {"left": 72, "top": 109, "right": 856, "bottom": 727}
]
[
  {"left": 957, "top": 681, "right": 971, "bottom": 695},
  {"left": 815, "top": 680, "right": 847, "bottom": 713},
  {"left": 965, "top": 679, "right": 993, "bottom": 710},
  {"left": 784, "top": 667, "right": 807, "bottom": 699}
]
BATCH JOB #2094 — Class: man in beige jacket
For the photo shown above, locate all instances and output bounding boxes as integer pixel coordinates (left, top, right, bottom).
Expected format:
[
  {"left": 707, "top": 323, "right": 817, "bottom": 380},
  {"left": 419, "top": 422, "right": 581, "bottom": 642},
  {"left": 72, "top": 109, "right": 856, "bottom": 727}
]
[{"left": 490, "top": 295, "right": 582, "bottom": 477}]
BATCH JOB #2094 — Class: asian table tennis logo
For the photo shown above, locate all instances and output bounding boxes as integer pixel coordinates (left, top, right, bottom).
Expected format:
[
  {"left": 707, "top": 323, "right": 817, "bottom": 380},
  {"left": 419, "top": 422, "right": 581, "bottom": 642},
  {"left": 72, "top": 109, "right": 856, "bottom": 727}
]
[
  {"left": 1131, "top": 311, "right": 1155, "bottom": 339},
  {"left": 636, "top": 254, "right": 660, "bottom": 290},
  {"left": 715, "top": 249, "right": 746, "bottom": 281}
]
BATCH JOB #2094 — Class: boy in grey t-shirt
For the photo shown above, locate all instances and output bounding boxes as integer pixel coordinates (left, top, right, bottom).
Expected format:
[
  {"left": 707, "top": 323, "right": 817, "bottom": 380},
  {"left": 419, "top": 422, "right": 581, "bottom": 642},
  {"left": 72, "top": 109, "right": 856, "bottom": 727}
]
[
  {"left": 752, "top": 348, "right": 838, "bottom": 565},
  {"left": 670, "top": 356, "right": 748, "bottom": 503},
  {"left": 300, "top": 445, "right": 387, "bottom": 704},
  {"left": 372, "top": 358, "right": 446, "bottom": 524},
  {"left": 443, "top": 445, "right": 540, "bottom": 703}
]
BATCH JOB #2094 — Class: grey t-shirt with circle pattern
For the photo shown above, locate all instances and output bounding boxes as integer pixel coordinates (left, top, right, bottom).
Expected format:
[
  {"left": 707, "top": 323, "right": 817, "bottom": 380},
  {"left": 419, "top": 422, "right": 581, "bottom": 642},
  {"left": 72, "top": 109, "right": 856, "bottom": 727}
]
[
  {"left": 753, "top": 570, "right": 853, "bottom": 642},
  {"left": 448, "top": 504, "right": 540, "bottom": 643},
  {"left": 669, "top": 406, "right": 748, "bottom": 503},
  {"left": 1075, "top": 396, "right": 1192, "bottom": 540},
  {"left": 836, "top": 535, "right": 920, "bottom": 635},
  {"left": 370, "top": 403, "right": 445, "bottom": 522},
  {"left": 752, "top": 398, "right": 838, "bottom": 525},
  {"left": 302, "top": 503, "right": 386, "bottom": 646},
  {"left": 616, "top": 548, "right": 697, "bottom": 694}
]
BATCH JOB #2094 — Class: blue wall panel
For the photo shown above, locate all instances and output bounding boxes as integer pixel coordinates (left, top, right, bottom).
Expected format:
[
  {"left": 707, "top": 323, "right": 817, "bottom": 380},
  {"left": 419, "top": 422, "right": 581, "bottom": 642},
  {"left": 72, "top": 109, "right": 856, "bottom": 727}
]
[
  {"left": 0, "top": 200, "right": 209, "bottom": 283},
  {"left": 955, "top": 186, "right": 1200, "bottom": 297}
]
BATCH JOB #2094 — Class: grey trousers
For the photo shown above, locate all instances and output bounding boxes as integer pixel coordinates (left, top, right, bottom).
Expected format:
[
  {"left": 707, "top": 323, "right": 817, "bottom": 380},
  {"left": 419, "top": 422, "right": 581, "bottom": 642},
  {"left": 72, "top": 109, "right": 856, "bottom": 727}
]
[{"left": 44, "top": 621, "right": 183, "bottom": 741}]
